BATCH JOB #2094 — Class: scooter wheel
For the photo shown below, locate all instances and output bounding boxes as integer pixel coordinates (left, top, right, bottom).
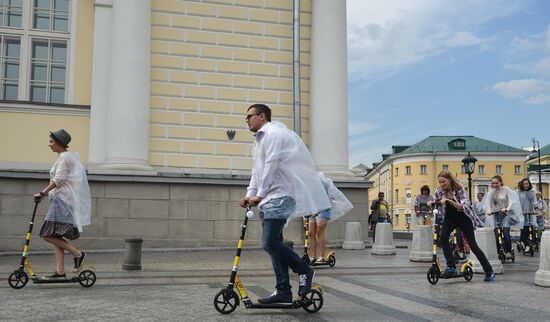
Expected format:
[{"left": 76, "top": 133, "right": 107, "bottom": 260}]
[
  {"left": 463, "top": 266, "right": 473, "bottom": 281},
  {"left": 214, "top": 289, "right": 239, "bottom": 314},
  {"left": 78, "top": 269, "right": 96, "bottom": 288},
  {"left": 427, "top": 266, "right": 439, "bottom": 285},
  {"left": 302, "top": 288, "right": 323, "bottom": 313},
  {"left": 8, "top": 270, "right": 28, "bottom": 289},
  {"left": 328, "top": 255, "right": 336, "bottom": 268}
]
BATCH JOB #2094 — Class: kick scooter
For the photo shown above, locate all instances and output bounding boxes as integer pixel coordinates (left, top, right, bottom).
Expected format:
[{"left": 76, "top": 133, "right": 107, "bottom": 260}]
[
  {"left": 492, "top": 212, "right": 515, "bottom": 263},
  {"left": 427, "top": 210, "right": 473, "bottom": 285},
  {"left": 213, "top": 205, "right": 323, "bottom": 314},
  {"left": 301, "top": 216, "right": 335, "bottom": 267},
  {"left": 8, "top": 202, "right": 96, "bottom": 289}
]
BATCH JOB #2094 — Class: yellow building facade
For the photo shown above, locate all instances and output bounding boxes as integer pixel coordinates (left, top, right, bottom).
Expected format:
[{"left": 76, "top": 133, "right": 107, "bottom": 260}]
[{"left": 366, "top": 136, "right": 532, "bottom": 231}]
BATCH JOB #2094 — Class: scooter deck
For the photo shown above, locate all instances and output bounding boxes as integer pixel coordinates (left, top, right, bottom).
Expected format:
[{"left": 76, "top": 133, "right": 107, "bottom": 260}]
[
  {"left": 33, "top": 277, "right": 82, "bottom": 284},
  {"left": 247, "top": 302, "right": 307, "bottom": 309}
]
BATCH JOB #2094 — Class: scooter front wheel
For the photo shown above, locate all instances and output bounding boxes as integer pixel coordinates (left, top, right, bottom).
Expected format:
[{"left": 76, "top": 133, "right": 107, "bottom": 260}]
[
  {"left": 427, "top": 266, "right": 439, "bottom": 285},
  {"left": 78, "top": 269, "right": 96, "bottom": 288},
  {"left": 8, "top": 270, "right": 29, "bottom": 289},
  {"left": 328, "top": 255, "right": 336, "bottom": 268},
  {"left": 463, "top": 266, "right": 473, "bottom": 281},
  {"left": 214, "top": 289, "right": 239, "bottom": 314},
  {"left": 302, "top": 289, "right": 323, "bottom": 313}
]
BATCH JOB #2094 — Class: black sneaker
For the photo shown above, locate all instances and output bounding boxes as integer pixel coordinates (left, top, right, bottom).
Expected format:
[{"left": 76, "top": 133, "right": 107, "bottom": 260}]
[
  {"left": 46, "top": 272, "right": 66, "bottom": 279},
  {"left": 74, "top": 251, "right": 86, "bottom": 271},
  {"left": 257, "top": 291, "right": 292, "bottom": 304},
  {"left": 298, "top": 267, "right": 315, "bottom": 296}
]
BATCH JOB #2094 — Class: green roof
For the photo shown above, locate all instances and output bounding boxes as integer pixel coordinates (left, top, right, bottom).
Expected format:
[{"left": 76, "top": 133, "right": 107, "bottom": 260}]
[
  {"left": 528, "top": 143, "right": 550, "bottom": 160},
  {"left": 399, "top": 136, "right": 526, "bottom": 154}
]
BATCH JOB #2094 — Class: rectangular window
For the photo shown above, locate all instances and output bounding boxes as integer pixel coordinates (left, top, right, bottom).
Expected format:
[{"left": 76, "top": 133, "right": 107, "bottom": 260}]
[
  {"left": 0, "top": 0, "right": 23, "bottom": 28},
  {"left": 30, "top": 38, "right": 66, "bottom": 103},
  {"left": 478, "top": 165, "right": 485, "bottom": 174},
  {"left": 405, "top": 166, "right": 411, "bottom": 175},
  {"left": 395, "top": 189, "right": 399, "bottom": 204},
  {"left": 395, "top": 167, "right": 399, "bottom": 176},
  {"left": 496, "top": 165, "right": 502, "bottom": 175},
  {"left": 442, "top": 164, "right": 449, "bottom": 171},
  {"left": 514, "top": 165, "right": 521, "bottom": 175},
  {"left": 0, "top": 36, "right": 20, "bottom": 99},
  {"left": 33, "top": 0, "right": 69, "bottom": 32},
  {"left": 395, "top": 213, "right": 399, "bottom": 226},
  {"left": 420, "top": 165, "right": 427, "bottom": 174}
]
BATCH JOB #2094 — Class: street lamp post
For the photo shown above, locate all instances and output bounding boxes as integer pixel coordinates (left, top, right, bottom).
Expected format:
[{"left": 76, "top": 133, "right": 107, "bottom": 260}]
[
  {"left": 532, "top": 138, "right": 542, "bottom": 193},
  {"left": 462, "top": 152, "right": 478, "bottom": 202}
]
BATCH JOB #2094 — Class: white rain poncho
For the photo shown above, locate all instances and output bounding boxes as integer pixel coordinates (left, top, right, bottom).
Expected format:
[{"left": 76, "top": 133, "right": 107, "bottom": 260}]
[
  {"left": 247, "top": 121, "right": 331, "bottom": 219},
  {"left": 318, "top": 172, "right": 353, "bottom": 222},
  {"left": 482, "top": 186, "right": 523, "bottom": 229},
  {"left": 47, "top": 152, "right": 91, "bottom": 232}
]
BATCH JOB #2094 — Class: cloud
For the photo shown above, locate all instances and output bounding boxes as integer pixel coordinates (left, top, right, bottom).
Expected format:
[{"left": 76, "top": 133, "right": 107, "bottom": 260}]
[
  {"left": 346, "top": 0, "right": 526, "bottom": 83},
  {"left": 490, "top": 79, "right": 550, "bottom": 104},
  {"left": 349, "top": 121, "right": 378, "bottom": 136}
]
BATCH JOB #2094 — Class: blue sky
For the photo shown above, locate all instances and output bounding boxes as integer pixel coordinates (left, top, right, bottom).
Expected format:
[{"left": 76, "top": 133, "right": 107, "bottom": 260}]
[{"left": 346, "top": 0, "right": 550, "bottom": 167}]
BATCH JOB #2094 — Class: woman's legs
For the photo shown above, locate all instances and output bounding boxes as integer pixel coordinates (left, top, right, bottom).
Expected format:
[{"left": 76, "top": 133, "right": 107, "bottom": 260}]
[
  {"left": 440, "top": 219, "right": 459, "bottom": 268},
  {"left": 43, "top": 236, "right": 82, "bottom": 273},
  {"left": 308, "top": 218, "right": 317, "bottom": 260},
  {"left": 459, "top": 220, "right": 493, "bottom": 274},
  {"left": 316, "top": 219, "right": 328, "bottom": 259}
]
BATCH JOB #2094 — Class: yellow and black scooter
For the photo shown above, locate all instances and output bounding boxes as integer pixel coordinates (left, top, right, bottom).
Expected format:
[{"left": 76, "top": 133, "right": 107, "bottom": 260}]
[
  {"left": 8, "top": 202, "right": 96, "bottom": 289},
  {"left": 213, "top": 205, "right": 323, "bottom": 314},
  {"left": 427, "top": 209, "right": 474, "bottom": 285},
  {"left": 301, "top": 216, "right": 335, "bottom": 268},
  {"left": 492, "top": 212, "right": 515, "bottom": 263}
]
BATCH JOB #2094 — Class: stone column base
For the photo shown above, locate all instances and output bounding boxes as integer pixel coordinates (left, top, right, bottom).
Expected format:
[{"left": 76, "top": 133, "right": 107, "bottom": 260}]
[
  {"left": 472, "top": 259, "right": 503, "bottom": 274},
  {"left": 409, "top": 251, "right": 432, "bottom": 262},
  {"left": 535, "top": 269, "right": 550, "bottom": 287},
  {"left": 372, "top": 245, "right": 396, "bottom": 255},
  {"left": 342, "top": 240, "right": 365, "bottom": 250}
]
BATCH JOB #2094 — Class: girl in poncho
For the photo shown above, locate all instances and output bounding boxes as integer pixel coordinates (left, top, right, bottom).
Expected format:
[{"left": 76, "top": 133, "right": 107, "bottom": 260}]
[{"left": 33, "top": 129, "right": 91, "bottom": 279}]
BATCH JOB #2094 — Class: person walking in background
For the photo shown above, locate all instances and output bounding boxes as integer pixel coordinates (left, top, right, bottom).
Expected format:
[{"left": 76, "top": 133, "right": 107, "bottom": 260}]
[
  {"left": 370, "top": 192, "right": 389, "bottom": 242},
  {"left": 535, "top": 192, "right": 547, "bottom": 244},
  {"left": 33, "top": 129, "right": 91, "bottom": 279},
  {"left": 414, "top": 185, "right": 434, "bottom": 227},
  {"left": 428, "top": 171, "right": 495, "bottom": 282},
  {"left": 473, "top": 192, "right": 486, "bottom": 225},
  {"left": 517, "top": 178, "right": 538, "bottom": 253}
]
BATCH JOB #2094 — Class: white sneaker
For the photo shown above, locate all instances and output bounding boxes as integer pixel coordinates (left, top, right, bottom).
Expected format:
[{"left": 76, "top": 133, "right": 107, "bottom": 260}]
[
  {"left": 315, "top": 257, "right": 326, "bottom": 264},
  {"left": 505, "top": 252, "right": 512, "bottom": 259},
  {"left": 525, "top": 246, "right": 531, "bottom": 253}
]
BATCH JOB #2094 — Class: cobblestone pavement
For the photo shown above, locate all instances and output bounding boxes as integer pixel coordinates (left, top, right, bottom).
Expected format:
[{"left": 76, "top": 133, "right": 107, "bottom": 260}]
[{"left": 0, "top": 244, "right": 548, "bottom": 321}]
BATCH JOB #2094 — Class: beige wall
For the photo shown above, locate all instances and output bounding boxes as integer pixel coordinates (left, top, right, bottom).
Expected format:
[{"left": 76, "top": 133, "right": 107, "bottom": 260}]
[
  {"left": 72, "top": 0, "right": 94, "bottom": 105},
  {"left": 0, "top": 112, "right": 90, "bottom": 167},
  {"left": 149, "top": 0, "right": 312, "bottom": 171}
]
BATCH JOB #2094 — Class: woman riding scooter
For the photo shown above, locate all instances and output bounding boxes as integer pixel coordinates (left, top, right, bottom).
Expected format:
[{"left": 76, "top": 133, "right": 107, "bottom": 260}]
[{"left": 427, "top": 171, "right": 495, "bottom": 282}]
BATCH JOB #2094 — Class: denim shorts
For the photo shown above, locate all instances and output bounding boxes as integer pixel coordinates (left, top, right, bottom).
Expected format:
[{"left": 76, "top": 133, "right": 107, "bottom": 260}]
[
  {"left": 259, "top": 196, "right": 296, "bottom": 220},
  {"left": 315, "top": 209, "right": 331, "bottom": 222},
  {"left": 494, "top": 212, "right": 511, "bottom": 228}
]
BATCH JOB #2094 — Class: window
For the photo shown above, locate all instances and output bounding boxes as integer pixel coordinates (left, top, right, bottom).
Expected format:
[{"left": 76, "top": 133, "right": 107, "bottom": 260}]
[
  {"left": 0, "top": 0, "right": 23, "bottom": 28},
  {"left": 405, "top": 188, "right": 412, "bottom": 204},
  {"left": 395, "top": 167, "right": 399, "bottom": 176},
  {"left": 514, "top": 165, "right": 521, "bottom": 175},
  {"left": 405, "top": 166, "right": 411, "bottom": 175},
  {"left": 442, "top": 164, "right": 449, "bottom": 171},
  {"left": 394, "top": 213, "right": 399, "bottom": 225},
  {"left": 0, "top": 0, "right": 70, "bottom": 103},
  {"left": 478, "top": 165, "right": 485, "bottom": 174},
  {"left": 420, "top": 165, "right": 427, "bottom": 174},
  {"left": 496, "top": 165, "right": 502, "bottom": 175},
  {"left": 0, "top": 36, "right": 20, "bottom": 99},
  {"left": 395, "top": 189, "right": 399, "bottom": 203}
]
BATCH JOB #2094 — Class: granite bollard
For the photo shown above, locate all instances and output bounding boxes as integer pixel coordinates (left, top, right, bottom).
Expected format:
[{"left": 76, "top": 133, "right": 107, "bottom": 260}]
[
  {"left": 371, "top": 223, "right": 395, "bottom": 255},
  {"left": 535, "top": 231, "right": 550, "bottom": 287},
  {"left": 409, "top": 225, "right": 432, "bottom": 262},
  {"left": 342, "top": 222, "right": 365, "bottom": 250},
  {"left": 471, "top": 227, "right": 503, "bottom": 274},
  {"left": 122, "top": 238, "right": 143, "bottom": 271}
]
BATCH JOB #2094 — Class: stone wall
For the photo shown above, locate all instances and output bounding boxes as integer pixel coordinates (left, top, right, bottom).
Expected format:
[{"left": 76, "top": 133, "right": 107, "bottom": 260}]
[{"left": 0, "top": 175, "right": 370, "bottom": 252}]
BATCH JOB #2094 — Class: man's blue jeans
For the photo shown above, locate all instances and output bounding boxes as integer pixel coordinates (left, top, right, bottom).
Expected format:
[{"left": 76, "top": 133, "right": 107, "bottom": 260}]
[{"left": 261, "top": 219, "right": 309, "bottom": 295}]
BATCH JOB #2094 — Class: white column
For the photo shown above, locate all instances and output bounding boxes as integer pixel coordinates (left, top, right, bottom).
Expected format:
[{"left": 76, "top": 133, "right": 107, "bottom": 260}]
[
  {"left": 88, "top": 0, "right": 112, "bottom": 168},
  {"left": 309, "top": 0, "right": 351, "bottom": 176},
  {"left": 99, "top": 0, "right": 154, "bottom": 172}
]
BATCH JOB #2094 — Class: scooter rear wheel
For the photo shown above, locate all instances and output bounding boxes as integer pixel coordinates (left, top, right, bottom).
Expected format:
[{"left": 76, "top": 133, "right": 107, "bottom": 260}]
[
  {"left": 463, "top": 266, "right": 473, "bottom": 281},
  {"left": 302, "top": 289, "right": 323, "bottom": 313},
  {"left": 328, "top": 255, "right": 336, "bottom": 268},
  {"left": 214, "top": 289, "right": 239, "bottom": 314},
  {"left": 78, "top": 269, "right": 96, "bottom": 288},
  {"left": 8, "top": 270, "right": 28, "bottom": 289},
  {"left": 427, "top": 266, "right": 439, "bottom": 285}
]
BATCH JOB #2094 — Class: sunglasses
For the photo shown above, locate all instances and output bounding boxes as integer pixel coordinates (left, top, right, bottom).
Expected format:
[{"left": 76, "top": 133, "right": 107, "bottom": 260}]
[{"left": 245, "top": 113, "right": 262, "bottom": 120}]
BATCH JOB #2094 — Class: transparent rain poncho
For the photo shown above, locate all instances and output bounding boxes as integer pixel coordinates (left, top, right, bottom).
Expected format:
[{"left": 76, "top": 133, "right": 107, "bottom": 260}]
[
  {"left": 482, "top": 186, "right": 524, "bottom": 229},
  {"left": 251, "top": 121, "right": 331, "bottom": 219},
  {"left": 46, "top": 152, "right": 91, "bottom": 232},
  {"left": 318, "top": 172, "right": 354, "bottom": 222}
]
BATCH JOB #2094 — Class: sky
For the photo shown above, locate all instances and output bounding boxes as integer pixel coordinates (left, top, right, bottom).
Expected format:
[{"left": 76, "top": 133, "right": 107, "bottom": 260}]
[{"left": 346, "top": 0, "right": 550, "bottom": 168}]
